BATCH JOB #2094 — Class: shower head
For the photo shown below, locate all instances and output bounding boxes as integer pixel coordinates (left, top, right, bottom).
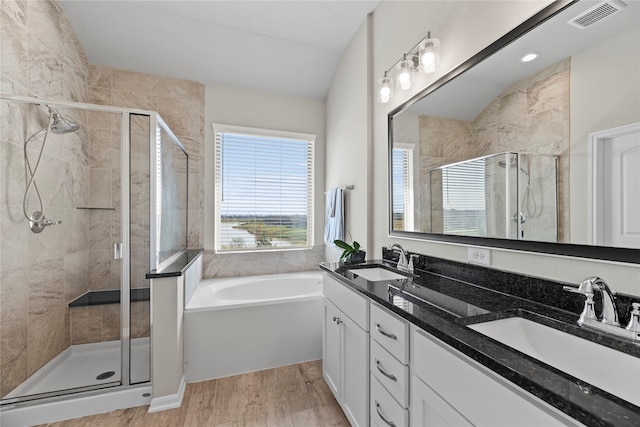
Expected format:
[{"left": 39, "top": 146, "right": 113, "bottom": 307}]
[
  {"left": 498, "top": 154, "right": 517, "bottom": 168},
  {"left": 48, "top": 107, "right": 79, "bottom": 134}
]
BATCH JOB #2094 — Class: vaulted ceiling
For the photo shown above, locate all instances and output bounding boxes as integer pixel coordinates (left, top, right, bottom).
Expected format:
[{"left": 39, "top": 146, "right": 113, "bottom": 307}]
[{"left": 60, "top": 1, "right": 381, "bottom": 100}]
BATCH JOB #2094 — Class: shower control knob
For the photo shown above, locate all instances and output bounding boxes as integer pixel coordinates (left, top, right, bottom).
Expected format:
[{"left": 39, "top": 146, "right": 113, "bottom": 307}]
[{"left": 29, "top": 211, "right": 61, "bottom": 233}]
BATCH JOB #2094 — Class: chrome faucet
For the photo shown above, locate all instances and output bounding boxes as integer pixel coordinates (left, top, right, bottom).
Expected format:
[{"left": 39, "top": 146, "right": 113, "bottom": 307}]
[
  {"left": 387, "top": 243, "right": 412, "bottom": 273},
  {"left": 563, "top": 276, "right": 640, "bottom": 341}
]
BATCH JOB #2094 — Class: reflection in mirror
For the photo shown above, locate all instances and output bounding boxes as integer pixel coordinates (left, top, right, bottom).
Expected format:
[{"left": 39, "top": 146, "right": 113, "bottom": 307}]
[
  {"left": 390, "top": 0, "right": 639, "bottom": 250},
  {"left": 428, "top": 152, "right": 557, "bottom": 242}
]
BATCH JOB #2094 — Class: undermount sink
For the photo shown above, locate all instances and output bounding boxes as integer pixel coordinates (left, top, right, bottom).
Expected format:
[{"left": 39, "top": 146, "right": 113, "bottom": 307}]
[
  {"left": 347, "top": 267, "right": 408, "bottom": 282},
  {"left": 468, "top": 316, "right": 640, "bottom": 406}
]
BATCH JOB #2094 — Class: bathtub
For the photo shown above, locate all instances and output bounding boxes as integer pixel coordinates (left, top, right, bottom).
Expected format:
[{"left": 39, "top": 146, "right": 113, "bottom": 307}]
[{"left": 184, "top": 270, "right": 324, "bottom": 382}]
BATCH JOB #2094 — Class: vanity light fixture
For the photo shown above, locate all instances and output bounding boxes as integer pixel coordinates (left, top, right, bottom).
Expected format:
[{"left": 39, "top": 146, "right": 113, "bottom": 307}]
[
  {"left": 376, "top": 31, "right": 440, "bottom": 104},
  {"left": 520, "top": 52, "right": 540, "bottom": 63}
]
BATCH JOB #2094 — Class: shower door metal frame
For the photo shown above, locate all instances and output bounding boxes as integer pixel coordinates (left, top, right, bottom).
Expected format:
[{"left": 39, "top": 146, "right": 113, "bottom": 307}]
[{"left": 0, "top": 95, "right": 153, "bottom": 406}]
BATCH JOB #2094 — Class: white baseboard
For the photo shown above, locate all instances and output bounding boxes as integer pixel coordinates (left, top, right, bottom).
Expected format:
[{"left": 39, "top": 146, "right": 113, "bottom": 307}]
[{"left": 147, "top": 375, "right": 186, "bottom": 413}]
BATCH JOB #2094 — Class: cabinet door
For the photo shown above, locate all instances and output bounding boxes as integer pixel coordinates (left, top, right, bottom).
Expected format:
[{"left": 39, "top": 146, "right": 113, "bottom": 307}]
[
  {"left": 322, "top": 300, "right": 341, "bottom": 399},
  {"left": 411, "top": 374, "right": 473, "bottom": 427},
  {"left": 341, "top": 314, "right": 369, "bottom": 427},
  {"left": 412, "top": 327, "right": 581, "bottom": 426}
]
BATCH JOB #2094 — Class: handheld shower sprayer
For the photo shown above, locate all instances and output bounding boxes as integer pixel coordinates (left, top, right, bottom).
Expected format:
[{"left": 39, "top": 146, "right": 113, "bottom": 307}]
[{"left": 23, "top": 105, "right": 79, "bottom": 233}]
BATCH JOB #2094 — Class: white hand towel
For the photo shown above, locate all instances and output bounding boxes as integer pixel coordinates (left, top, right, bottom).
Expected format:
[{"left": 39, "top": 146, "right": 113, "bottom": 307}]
[{"left": 324, "top": 187, "right": 344, "bottom": 245}]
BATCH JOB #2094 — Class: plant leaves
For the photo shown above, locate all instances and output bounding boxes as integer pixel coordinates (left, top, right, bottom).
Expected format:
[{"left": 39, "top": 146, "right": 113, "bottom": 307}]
[
  {"left": 353, "top": 241, "right": 360, "bottom": 251},
  {"left": 334, "top": 239, "right": 352, "bottom": 250}
]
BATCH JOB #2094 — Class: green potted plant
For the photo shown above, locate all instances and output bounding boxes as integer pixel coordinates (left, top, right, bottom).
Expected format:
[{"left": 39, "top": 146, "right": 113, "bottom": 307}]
[{"left": 334, "top": 239, "right": 366, "bottom": 264}]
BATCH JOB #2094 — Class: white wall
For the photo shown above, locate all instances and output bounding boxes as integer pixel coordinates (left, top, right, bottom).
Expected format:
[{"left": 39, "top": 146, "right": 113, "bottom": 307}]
[
  {"left": 325, "top": 0, "right": 640, "bottom": 295},
  {"left": 325, "top": 18, "right": 371, "bottom": 261},
  {"left": 570, "top": 25, "right": 640, "bottom": 244},
  {"left": 203, "top": 84, "right": 326, "bottom": 277}
]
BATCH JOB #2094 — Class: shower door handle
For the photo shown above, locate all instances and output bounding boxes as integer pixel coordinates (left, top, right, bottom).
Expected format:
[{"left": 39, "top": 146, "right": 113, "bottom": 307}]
[{"left": 114, "top": 243, "right": 123, "bottom": 260}]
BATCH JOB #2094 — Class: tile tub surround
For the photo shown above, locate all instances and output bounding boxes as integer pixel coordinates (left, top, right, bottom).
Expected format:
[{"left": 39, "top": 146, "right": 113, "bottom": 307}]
[{"left": 320, "top": 258, "right": 640, "bottom": 426}]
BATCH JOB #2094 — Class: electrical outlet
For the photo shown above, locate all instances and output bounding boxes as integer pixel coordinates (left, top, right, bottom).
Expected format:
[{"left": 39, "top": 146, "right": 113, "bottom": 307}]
[{"left": 468, "top": 247, "right": 491, "bottom": 266}]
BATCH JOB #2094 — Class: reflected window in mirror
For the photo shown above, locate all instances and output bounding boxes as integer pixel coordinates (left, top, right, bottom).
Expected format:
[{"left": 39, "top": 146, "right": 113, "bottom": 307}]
[{"left": 392, "top": 143, "right": 415, "bottom": 231}]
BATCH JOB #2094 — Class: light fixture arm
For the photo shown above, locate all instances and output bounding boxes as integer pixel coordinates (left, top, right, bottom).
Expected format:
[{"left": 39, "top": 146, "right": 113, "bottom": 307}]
[
  {"left": 376, "top": 31, "right": 439, "bottom": 104},
  {"left": 380, "top": 31, "right": 434, "bottom": 76}
]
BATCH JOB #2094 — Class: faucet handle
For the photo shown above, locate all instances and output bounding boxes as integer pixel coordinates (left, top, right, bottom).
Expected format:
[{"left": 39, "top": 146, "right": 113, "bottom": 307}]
[
  {"left": 625, "top": 303, "right": 640, "bottom": 332},
  {"left": 563, "top": 284, "right": 591, "bottom": 295},
  {"left": 577, "top": 292, "right": 598, "bottom": 325}
]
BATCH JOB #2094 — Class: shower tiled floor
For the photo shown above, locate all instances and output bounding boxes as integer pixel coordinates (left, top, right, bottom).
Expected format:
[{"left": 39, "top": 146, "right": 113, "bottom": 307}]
[{"left": 6, "top": 338, "right": 149, "bottom": 399}]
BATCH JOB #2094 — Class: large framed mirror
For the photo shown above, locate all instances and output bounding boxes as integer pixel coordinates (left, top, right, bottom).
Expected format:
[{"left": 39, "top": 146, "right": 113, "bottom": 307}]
[{"left": 389, "top": 0, "right": 639, "bottom": 263}]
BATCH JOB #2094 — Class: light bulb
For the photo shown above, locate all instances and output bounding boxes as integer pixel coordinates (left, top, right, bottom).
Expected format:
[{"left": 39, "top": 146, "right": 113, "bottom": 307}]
[
  {"left": 380, "top": 85, "right": 391, "bottom": 98},
  {"left": 521, "top": 52, "right": 540, "bottom": 63},
  {"left": 421, "top": 51, "right": 435, "bottom": 67},
  {"left": 377, "top": 73, "right": 393, "bottom": 104}
]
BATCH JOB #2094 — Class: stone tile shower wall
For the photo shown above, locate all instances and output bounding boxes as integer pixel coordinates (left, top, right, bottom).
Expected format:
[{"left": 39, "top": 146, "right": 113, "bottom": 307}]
[
  {"left": 0, "top": 0, "right": 92, "bottom": 397},
  {"left": 88, "top": 65, "right": 205, "bottom": 250},
  {"left": 419, "top": 59, "right": 570, "bottom": 241}
]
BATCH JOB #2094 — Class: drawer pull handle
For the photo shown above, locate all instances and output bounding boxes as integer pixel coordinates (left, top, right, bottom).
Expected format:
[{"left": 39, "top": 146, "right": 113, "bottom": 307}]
[
  {"left": 375, "top": 400, "right": 396, "bottom": 427},
  {"left": 376, "top": 323, "right": 397, "bottom": 340},
  {"left": 375, "top": 359, "right": 397, "bottom": 382},
  {"left": 332, "top": 316, "right": 342, "bottom": 325}
]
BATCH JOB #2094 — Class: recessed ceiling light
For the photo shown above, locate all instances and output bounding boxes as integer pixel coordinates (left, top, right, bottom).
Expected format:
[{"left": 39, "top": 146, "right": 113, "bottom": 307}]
[{"left": 521, "top": 52, "right": 540, "bottom": 63}]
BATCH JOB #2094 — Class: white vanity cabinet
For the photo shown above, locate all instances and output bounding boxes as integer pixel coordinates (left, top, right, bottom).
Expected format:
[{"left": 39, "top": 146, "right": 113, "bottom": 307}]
[
  {"left": 369, "top": 302, "right": 410, "bottom": 427},
  {"left": 322, "top": 275, "right": 369, "bottom": 427},
  {"left": 410, "top": 326, "right": 583, "bottom": 427}
]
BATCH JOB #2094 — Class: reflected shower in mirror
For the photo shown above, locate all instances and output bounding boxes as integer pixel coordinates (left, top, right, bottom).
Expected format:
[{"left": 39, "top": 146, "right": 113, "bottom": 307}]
[{"left": 389, "top": 0, "right": 640, "bottom": 251}]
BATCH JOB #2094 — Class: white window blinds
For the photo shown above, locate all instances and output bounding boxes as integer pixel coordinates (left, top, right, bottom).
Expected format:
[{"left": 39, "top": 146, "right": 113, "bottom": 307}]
[
  {"left": 392, "top": 145, "right": 415, "bottom": 230},
  {"left": 441, "top": 159, "right": 487, "bottom": 236},
  {"left": 214, "top": 125, "right": 315, "bottom": 252}
]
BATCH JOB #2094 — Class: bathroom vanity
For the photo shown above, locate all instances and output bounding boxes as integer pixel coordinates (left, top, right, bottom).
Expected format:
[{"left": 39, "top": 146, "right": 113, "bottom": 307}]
[{"left": 320, "top": 254, "right": 640, "bottom": 426}]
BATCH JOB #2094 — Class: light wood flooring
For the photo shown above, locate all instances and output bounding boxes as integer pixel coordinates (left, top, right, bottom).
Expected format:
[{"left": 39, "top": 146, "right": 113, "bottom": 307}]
[{"left": 37, "top": 360, "right": 349, "bottom": 427}]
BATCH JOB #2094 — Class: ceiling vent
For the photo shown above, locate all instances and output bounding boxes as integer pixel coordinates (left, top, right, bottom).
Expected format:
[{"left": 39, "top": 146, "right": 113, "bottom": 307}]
[{"left": 567, "top": 0, "right": 627, "bottom": 29}]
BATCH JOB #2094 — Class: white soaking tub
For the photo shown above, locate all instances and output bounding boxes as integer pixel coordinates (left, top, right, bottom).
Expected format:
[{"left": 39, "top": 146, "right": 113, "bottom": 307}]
[{"left": 184, "top": 270, "right": 324, "bottom": 382}]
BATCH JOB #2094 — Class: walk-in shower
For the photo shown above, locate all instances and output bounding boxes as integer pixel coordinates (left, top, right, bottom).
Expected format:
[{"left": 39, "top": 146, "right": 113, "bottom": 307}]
[
  {"left": 430, "top": 151, "right": 558, "bottom": 241},
  {"left": 0, "top": 95, "right": 188, "bottom": 424}
]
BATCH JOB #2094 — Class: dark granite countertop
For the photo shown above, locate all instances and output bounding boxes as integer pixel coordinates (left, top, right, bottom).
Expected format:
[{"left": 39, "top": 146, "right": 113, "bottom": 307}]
[
  {"left": 146, "top": 249, "right": 203, "bottom": 279},
  {"left": 319, "top": 258, "right": 640, "bottom": 427}
]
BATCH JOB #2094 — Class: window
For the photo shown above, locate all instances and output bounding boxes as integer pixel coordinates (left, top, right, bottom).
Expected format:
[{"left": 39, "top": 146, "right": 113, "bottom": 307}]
[
  {"left": 214, "top": 124, "right": 315, "bottom": 252},
  {"left": 392, "top": 144, "right": 415, "bottom": 231},
  {"left": 438, "top": 158, "right": 487, "bottom": 236}
]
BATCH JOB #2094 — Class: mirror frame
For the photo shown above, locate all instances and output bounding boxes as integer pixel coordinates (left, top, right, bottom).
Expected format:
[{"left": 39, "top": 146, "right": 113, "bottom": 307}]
[{"left": 388, "top": 0, "right": 639, "bottom": 264}]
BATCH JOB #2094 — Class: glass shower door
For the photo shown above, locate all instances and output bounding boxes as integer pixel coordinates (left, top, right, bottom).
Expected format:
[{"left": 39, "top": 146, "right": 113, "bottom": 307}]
[{"left": 0, "top": 101, "right": 126, "bottom": 403}]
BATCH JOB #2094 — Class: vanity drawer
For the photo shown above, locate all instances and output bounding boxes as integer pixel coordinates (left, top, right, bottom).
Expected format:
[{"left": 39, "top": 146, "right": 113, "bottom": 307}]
[
  {"left": 370, "top": 302, "right": 409, "bottom": 363},
  {"left": 323, "top": 275, "right": 369, "bottom": 330},
  {"left": 370, "top": 375, "right": 409, "bottom": 427},
  {"left": 371, "top": 339, "right": 409, "bottom": 407}
]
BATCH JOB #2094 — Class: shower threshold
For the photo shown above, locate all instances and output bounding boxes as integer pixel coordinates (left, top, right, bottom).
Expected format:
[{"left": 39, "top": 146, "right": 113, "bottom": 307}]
[{"left": 5, "top": 337, "right": 149, "bottom": 400}]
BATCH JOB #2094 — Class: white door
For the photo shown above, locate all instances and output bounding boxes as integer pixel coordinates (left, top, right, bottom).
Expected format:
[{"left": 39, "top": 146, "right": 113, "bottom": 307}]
[
  {"left": 603, "top": 129, "right": 640, "bottom": 248},
  {"left": 341, "top": 314, "right": 369, "bottom": 427}
]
